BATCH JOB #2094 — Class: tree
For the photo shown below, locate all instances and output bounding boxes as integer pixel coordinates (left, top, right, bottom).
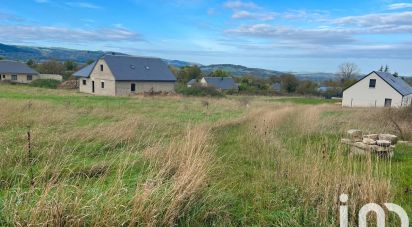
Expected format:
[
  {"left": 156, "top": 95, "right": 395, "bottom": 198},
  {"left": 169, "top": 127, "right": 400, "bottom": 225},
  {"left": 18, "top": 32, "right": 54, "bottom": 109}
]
[
  {"left": 176, "top": 66, "right": 202, "bottom": 82},
  {"left": 379, "top": 65, "right": 384, "bottom": 72},
  {"left": 26, "top": 59, "right": 36, "bottom": 68},
  {"left": 64, "top": 61, "right": 77, "bottom": 71},
  {"left": 38, "top": 60, "right": 65, "bottom": 75},
  {"left": 209, "top": 69, "right": 230, "bottom": 77},
  {"left": 86, "top": 59, "right": 95, "bottom": 65},
  {"left": 384, "top": 65, "right": 390, "bottom": 73},
  {"left": 297, "top": 80, "right": 319, "bottom": 95},
  {"left": 337, "top": 62, "right": 360, "bottom": 89},
  {"left": 280, "top": 74, "right": 299, "bottom": 93},
  {"left": 393, "top": 72, "right": 399, "bottom": 77}
]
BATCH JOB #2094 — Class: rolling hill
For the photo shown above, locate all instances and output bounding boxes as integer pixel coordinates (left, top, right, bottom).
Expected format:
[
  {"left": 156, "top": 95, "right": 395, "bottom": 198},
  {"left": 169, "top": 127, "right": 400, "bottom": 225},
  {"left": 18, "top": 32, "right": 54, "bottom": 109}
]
[{"left": 0, "top": 43, "right": 336, "bottom": 80}]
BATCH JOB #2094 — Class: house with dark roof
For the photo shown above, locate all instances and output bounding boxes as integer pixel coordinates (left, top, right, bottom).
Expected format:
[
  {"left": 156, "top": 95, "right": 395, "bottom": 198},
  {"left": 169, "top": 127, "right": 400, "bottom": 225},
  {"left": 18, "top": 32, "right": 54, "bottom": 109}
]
[
  {"left": 73, "top": 54, "right": 176, "bottom": 96},
  {"left": 200, "top": 77, "right": 238, "bottom": 91},
  {"left": 0, "top": 60, "right": 39, "bottom": 84},
  {"left": 342, "top": 71, "right": 412, "bottom": 107},
  {"left": 187, "top": 79, "right": 197, "bottom": 88}
]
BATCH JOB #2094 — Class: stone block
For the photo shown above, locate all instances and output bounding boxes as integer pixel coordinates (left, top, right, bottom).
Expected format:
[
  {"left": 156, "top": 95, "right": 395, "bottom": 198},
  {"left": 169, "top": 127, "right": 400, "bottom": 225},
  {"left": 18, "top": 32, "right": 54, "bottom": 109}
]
[
  {"left": 379, "top": 134, "right": 398, "bottom": 145},
  {"left": 363, "top": 138, "right": 377, "bottom": 145}
]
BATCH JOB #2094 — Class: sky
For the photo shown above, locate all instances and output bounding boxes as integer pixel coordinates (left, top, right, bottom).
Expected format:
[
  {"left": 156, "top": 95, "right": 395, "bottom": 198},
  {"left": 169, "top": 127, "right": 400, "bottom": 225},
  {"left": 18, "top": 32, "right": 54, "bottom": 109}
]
[{"left": 1, "top": 0, "right": 412, "bottom": 75}]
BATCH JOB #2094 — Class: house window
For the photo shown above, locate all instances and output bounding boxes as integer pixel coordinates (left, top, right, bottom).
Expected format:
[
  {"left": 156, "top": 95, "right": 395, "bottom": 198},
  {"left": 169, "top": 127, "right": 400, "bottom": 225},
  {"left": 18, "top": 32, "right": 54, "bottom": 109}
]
[
  {"left": 27, "top": 75, "right": 32, "bottom": 81},
  {"left": 100, "top": 64, "right": 104, "bottom": 71},
  {"left": 385, "top": 98, "right": 392, "bottom": 107},
  {"left": 11, "top": 75, "right": 17, "bottom": 81},
  {"left": 131, "top": 83, "right": 136, "bottom": 92},
  {"left": 101, "top": 81, "right": 105, "bottom": 89},
  {"left": 369, "top": 79, "right": 376, "bottom": 88},
  {"left": 82, "top": 80, "right": 87, "bottom": 85}
]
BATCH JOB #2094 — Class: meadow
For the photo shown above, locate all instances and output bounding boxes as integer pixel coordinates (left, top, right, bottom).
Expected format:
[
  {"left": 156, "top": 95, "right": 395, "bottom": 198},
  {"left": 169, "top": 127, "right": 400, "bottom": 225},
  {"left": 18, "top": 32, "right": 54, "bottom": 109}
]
[{"left": 0, "top": 84, "right": 411, "bottom": 226}]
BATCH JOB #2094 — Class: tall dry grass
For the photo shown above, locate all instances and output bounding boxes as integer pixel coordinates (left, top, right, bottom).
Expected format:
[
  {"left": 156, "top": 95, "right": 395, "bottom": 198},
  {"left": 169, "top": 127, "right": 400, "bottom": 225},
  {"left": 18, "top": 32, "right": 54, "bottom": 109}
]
[{"left": 245, "top": 104, "right": 392, "bottom": 225}]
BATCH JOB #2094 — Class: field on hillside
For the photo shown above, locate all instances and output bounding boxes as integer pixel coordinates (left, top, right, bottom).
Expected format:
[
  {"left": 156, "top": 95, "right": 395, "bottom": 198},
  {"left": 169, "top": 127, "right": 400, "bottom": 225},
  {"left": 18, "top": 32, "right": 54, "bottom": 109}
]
[{"left": 0, "top": 84, "right": 411, "bottom": 226}]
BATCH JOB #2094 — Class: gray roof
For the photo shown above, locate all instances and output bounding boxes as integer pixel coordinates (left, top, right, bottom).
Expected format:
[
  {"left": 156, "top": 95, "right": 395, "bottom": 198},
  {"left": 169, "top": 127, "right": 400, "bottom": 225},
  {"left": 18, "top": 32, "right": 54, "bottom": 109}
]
[
  {"left": 203, "top": 77, "right": 237, "bottom": 90},
  {"left": 187, "top": 79, "right": 197, "bottom": 85},
  {"left": 0, "top": 60, "right": 39, "bottom": 75},
  {"left": 374, "top": 71, "right": 412, "bottom": 96},
  {"left": 74, "top": 55, "right": 176, "bottom": 82},
  {"left": 73, "top": 61, "right": 97, "bottom": 77}
]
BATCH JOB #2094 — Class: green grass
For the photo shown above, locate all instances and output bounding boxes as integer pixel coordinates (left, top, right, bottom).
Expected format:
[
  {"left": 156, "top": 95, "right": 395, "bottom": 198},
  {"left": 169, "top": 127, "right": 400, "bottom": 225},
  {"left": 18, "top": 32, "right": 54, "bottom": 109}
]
[
  {"left": 0, "top": 84, "right": 411, "bottom": 226},
  {"left": 267, "top": 97, "right": 340, "bottom": 105}
]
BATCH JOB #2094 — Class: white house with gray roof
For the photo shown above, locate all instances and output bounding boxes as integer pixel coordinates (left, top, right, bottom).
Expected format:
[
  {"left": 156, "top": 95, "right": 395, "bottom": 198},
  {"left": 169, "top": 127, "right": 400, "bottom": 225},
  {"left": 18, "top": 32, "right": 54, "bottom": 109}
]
[
  {"left": 200, "top": 77, "right": 238, "bottom": 91},
  {"left": 342, "top": 71, "right": 412, "bottom": 107},
  {"left": 74, "top": 54, "right": 176, "bottom": 96}
]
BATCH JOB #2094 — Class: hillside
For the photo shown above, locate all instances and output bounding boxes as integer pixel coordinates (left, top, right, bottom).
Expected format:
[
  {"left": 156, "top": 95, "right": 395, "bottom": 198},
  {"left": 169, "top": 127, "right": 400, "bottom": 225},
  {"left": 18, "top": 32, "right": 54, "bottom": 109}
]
[
  {"left": 200, "top": 64, "right": 284, "bottom": 77},
  {"left": 0, "top": 43, "right": 335, "bottom": 80}
]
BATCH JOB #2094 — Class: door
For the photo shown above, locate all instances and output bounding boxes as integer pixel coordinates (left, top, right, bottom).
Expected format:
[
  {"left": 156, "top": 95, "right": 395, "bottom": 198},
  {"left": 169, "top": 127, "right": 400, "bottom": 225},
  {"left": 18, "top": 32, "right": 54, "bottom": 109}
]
[
  {"left": 92, "top": 81, "right": 95, "bottom": 93},
  {"left": 131, "top": 83, "right": 136, "bottom": 92},
  {"left": 384, "top": 98, "right": 392, "bottom": 107}
]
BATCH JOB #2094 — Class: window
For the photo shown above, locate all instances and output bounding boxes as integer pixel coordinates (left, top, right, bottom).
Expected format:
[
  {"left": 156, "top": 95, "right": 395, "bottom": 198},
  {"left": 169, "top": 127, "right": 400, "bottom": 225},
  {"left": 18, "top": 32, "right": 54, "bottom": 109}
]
[
  {"left": 101, "top": 81, "right": 105, "bottom": 89},
  {"left": 100, "top": 64, "right": 104, "bottom": 71},
  {"left": 82, "top": 80, "right": 87, "bottom": 85},
  {"left": 27, "top": 75, "right": 32, "bottom": 81},
  {"left": 11, "top": 75, "right": 17, "bottom": 81},
  {"left": 385, "top": 98, "right": 392, "bottom": 107},
  {"left": 369, "top": 79, "right": 376, "bottom": 88},
  {"left": 131, "top": 83, "right": 136, "bottom": 92}
]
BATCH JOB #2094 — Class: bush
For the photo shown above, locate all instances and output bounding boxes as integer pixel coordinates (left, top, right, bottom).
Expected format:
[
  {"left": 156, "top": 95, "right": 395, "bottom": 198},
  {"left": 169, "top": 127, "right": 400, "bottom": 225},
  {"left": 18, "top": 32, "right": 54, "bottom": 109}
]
[
  {"left": 176, "top": 84, "right": 224, "bottom": 97},
  {"left": 30, "top": 79, "right": 61, "bottom": 89}
]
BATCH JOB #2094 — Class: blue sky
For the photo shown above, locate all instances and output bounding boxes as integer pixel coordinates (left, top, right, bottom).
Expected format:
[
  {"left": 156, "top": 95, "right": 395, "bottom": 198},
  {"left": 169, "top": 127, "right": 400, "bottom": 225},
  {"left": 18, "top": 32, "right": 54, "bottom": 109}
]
[{"left": 1, "top": 0, "right": 412, "bottom": 74}]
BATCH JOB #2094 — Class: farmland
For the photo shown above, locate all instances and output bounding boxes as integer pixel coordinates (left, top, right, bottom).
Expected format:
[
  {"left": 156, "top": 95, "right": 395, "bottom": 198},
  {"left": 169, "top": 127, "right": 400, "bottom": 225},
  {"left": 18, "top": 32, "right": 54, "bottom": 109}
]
[{"left": 0, "top": 84, "right": 411, "bottom": 226}]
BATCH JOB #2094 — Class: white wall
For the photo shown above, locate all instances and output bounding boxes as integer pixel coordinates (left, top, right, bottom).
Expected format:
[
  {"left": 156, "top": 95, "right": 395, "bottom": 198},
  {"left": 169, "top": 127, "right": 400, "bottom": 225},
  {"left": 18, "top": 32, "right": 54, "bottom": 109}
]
[
  {"left": 342, "top": 72, "right": 403, "bottom": 107},
  {"left": 403, "top": 94, "right": 412, "bottom": 106}
]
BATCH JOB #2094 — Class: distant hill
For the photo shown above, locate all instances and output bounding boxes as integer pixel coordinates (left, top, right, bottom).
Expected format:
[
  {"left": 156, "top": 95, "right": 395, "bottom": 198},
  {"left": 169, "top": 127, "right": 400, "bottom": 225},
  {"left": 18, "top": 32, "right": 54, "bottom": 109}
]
[
  {"left": 0, "top": 43, "right": 337, "bottom": 81},
  {"left": 0, "top": 43, "right": 108, "bottom": 63},
  {"left": 200, "top": 64, "right": 284, "bottom": 78}
]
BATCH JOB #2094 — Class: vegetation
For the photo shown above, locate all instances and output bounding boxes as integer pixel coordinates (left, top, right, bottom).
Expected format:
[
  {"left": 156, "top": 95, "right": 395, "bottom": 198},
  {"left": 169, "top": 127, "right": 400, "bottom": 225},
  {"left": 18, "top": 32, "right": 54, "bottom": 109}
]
[
  {"left": 175, "top": 84, "right": 223, "bottom": 97},
  {"left": 30, "top": 79, "right": 61, "bottom": 89},
  {"left": 0, "top": 84, "right": 411, "bottom": 226}
]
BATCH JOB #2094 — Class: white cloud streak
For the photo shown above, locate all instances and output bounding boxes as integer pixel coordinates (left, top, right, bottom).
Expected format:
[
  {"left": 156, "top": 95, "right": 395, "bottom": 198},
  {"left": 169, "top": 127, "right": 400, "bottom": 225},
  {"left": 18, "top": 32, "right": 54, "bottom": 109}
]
[{"left": 388, "top": 3, "right": 412, "bottom": 10}]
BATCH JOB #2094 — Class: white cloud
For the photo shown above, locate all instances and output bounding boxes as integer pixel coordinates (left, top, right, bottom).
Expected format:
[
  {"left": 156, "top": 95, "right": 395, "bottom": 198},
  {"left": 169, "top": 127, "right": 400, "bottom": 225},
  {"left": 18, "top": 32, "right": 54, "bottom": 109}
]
[
  {"left": 224, "top": 0, "right": 259, "bottom": 10},
  {"left": 232, "top": 10, "right": 277, "bottom": 21},
  {"left": 65, "top": 2, "right": 102, "bottom": 9},
  {"left": 388, "top": 3, "right": 412, "bottom": 10},
  {"left": 333, "top": 11, "right": 412, "bottom": 26},
  {"left": 0, "top": 25, "right": 141, "bottom": 43}
]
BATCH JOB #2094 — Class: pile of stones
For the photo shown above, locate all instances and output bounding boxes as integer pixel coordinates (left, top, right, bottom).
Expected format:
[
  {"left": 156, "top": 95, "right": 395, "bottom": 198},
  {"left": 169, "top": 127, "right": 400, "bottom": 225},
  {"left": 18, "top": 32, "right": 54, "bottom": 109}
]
[{"left": 341, "top": 129, "right": 398, "bottom": 158}]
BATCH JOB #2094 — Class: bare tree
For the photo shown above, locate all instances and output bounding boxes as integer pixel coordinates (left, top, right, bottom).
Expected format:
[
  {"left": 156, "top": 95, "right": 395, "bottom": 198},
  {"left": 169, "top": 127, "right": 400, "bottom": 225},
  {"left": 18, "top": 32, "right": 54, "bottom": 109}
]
[{"left": 337, "top": 62, "right": 360, "bottom": 89}]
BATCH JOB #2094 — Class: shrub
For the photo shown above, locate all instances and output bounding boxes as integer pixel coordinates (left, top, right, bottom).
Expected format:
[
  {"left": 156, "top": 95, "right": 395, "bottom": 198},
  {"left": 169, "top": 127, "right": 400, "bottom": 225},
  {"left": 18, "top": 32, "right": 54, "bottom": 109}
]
[
  {"left": 176, "top": 84, "right": 224, "bottom": 97},
  {"left": 30, "top": 79, "right": 61, "bottom": 89}
]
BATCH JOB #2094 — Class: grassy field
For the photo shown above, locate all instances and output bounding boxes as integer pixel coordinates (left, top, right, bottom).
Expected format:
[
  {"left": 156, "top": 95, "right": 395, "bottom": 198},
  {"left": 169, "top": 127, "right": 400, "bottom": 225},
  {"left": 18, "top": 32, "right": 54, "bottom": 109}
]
[{"left": 0, "top": 84, "right": 411, "bottom": 226}]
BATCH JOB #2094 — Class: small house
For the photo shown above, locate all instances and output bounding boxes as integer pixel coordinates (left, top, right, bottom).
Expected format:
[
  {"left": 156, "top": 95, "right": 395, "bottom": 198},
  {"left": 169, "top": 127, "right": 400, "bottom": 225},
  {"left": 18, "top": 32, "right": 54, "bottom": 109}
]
[
  {"left": 342, "top": 71, "right": 412, "bottom": 107},
  {"left": 0, "top": 60, "right": 39, "bottom": 83},
  {"left": 73, "top": 54, "right": 176, "bottom": 96},
  {"left": 200, "top": 77, "right": 238, "bottom": 91}
]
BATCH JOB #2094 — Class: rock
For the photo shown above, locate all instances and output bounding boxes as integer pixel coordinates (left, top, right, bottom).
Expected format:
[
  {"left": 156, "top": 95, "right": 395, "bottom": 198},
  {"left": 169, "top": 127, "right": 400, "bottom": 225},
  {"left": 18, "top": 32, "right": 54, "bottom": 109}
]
[
  {"left": 363, "top": 138, "right": 377, "bottom": 145},
  {"left": 354, "top": 142, "right": 370, "bottom": 150},
  {"left": 377, "top": 140, "right": 391, "bottom": 147},
  {"left": 341, "top": 138, "right": 354, "bottom": 145},
  {"left": 347, "top": 129, "right": 362, "bottom": 141},
  {"left": 379, "top": 134, "right": 398, "bottom": 145},
  {"left": 364, "top": 134, "right": 379, "bottom": 140}
]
